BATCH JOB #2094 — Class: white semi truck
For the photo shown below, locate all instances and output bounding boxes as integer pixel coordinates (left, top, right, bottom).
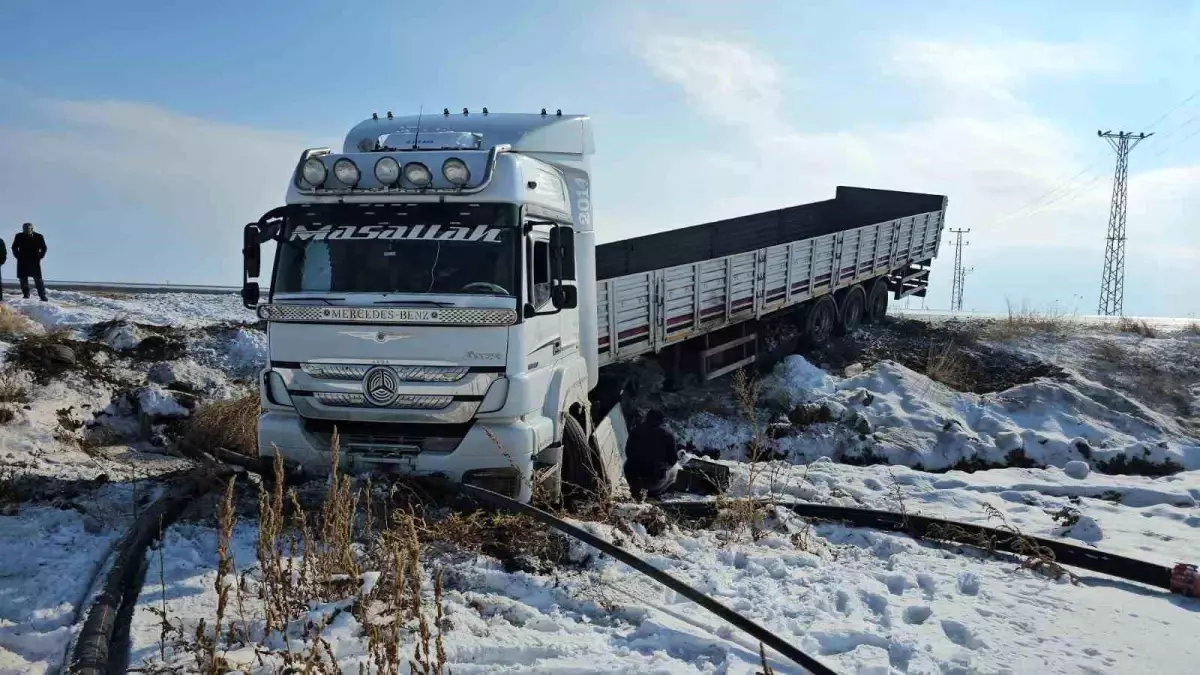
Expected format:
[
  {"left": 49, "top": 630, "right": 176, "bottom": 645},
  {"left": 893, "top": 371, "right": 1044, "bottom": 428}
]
[{"left": 241, "top": 110, "right": 947, "bottom": 502}]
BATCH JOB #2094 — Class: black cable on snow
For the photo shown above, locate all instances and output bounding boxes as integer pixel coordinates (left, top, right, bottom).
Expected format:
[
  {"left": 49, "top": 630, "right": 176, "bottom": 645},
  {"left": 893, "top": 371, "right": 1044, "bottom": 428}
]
[
  {"left": 68, "top": 467, "right": 230, "bottom": 675},
  {"left": 659, "top": 499, "right": 1178, "bottom": 591},
  {"left": 462, "top": 484, "right": 841, "bottom": 675}
]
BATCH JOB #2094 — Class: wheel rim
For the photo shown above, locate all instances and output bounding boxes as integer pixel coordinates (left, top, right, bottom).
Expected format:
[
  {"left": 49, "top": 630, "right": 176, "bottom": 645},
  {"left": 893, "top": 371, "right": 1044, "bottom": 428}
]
[
  {"left": 813, "top": 302, "right": 833, "bottom": 341},
  {"left": 870, "top": 287, "right": 887, "bottom": 318},
  {"left": 846, "top": 296, "right": 863, "bottom": 329}
]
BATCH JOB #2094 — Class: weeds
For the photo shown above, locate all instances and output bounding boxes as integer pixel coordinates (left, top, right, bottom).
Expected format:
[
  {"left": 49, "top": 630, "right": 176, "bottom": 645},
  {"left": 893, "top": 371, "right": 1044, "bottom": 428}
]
[
  {"left": 981, "top": 300, "right": 1076, "bottom": 341},
  {"left": 181, "top": 395, "right": 259, "bottom": 457},
  {"left": 1185, "top": 321, "right": 1200, "bottom": 336},
  {"left": 925, "top": 503, "right": 1079, "bottom": 584},
  {"left": 146, "top": 437, "right": 453, "bottom": 674},
  {"left": 0, "top": 368, "right": 29, "bottom": 404},
  {"left": 1115, "top": 317, "right": 1159, "bottom": 338},
  {"left": 923, "top": 341, "right": 968, "bottom": 390},
  {"left": 0, "top": 305, "right": 40, "bottom": 338},
  {"left": 714, "top": 370, "right": 800, "bottom": 541}
]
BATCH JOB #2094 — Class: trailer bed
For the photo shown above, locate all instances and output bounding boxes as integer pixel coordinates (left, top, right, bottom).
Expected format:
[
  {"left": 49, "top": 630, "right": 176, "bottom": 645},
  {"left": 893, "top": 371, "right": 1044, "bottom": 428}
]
[{"left": 595, "top": 186, "right": 947, "bottom": 367}]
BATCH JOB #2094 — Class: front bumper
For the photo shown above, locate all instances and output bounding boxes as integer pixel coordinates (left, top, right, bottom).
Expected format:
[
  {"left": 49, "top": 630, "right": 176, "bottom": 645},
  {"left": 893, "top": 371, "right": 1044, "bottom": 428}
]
[{"left": 259, "top": 410, "right": 544, "bottom": 502}]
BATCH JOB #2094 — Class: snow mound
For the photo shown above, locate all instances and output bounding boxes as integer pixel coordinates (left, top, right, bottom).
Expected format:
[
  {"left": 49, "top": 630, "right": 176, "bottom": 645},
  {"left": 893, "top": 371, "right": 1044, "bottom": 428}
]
[
  {"left": 137, "top": 385, "right": 189, "bottom": 419},
  {"left": 1064, "top": 460, "right": 1091, "bottom": 480},
  {"left": 10, "top": 292, "right": 252, "bottom": 330},
  {"left": 681, "top": 354, "right": 1200, "bottom": 473},
  {"left": 97, "top": 321, "right": 143, "bottom": 351}
]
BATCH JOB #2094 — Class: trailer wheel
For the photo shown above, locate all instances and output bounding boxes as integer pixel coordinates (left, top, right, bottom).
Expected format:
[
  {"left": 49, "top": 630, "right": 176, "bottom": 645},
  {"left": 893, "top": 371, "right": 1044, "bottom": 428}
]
[
  {"left": 802, "top": 295, "right": 837, "bottom": 347},
  {"left": 835, "top": 285, "right": 866, "bottom": 336},
  {"left": 561, "top": 415, "right": 606, "bottom": 500},
  {"left": 865, "top": 278, "right": 890, "bottom": 323}
]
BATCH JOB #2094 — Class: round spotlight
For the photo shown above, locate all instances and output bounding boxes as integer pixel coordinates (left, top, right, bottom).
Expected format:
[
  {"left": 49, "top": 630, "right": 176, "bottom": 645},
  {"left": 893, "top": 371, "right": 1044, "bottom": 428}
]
[
  {"left": 442, "top": 158, "right": 471, "bottom": 186},
  {"left": 403, "top": 162, "right": 433, "bottom": 187},
  {"left": 301, "top": 158, "right": 328, "bottom": 187},
  {"left": 333, "top": 158, "right": 361, "bottom": 186},
  {"left": 374, "top": 157, "right": 401, "bottom": 185}
]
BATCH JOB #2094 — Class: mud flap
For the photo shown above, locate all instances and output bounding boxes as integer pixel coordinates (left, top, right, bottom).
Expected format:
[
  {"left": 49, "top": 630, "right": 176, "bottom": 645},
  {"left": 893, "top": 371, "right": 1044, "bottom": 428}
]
[{"left": 592, "top": 403, "right": 632, "bottom": 500}]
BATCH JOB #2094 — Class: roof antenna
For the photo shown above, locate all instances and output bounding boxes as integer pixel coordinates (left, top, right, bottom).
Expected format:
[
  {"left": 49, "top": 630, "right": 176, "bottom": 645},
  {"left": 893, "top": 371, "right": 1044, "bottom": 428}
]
[{"left": 412, "top": 104, "right": 424, "bottom": 150}]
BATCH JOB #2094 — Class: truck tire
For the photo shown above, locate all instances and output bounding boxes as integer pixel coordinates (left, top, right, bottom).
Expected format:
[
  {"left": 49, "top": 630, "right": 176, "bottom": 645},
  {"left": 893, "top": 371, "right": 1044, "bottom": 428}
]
[
  {"left": 561, "top": 414, "right": 605, "bottom": 499},
  {"left": 801, "top": 295, "right": 837, "bottom": 347},
  {"left": 835, "top": 285, "right": 866, "bottom": 336},
  {"left": 865, "top": 278, "right": 890, "bottom": 323}
]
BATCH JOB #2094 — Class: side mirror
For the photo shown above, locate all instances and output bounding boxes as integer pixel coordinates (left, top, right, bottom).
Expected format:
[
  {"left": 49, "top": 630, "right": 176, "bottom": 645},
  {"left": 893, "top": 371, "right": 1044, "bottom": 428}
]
[
  {"left": 552, "top": 284, "right": 578, "bottom": 310},
  {"left": 243, "top": 224, "right": 262, "bottom": 278},
  {"left": 242, "top": 282, "right": 260, "bottom": 309},
  {"left": 549, "top": 226, "right": 576, "bottom": 281}
]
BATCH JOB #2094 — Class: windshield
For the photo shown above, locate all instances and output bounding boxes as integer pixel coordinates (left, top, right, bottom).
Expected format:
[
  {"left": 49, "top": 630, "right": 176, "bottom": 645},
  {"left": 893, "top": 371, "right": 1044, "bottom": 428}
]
[{"left": 273, "top": 203, "right": 518, "bottom": 296}]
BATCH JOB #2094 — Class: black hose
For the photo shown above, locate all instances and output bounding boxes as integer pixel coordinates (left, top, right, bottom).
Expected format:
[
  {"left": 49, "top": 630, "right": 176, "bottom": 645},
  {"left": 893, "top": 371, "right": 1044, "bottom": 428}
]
[
  {"left": 68, "top": 468, "right": 229, "bottom": 675},
  {"left": 462, "top": 484, "right": 841, "bottom": 675},
  {"left": 660, "top": 499, "right": 1176, "bottom": 591}
]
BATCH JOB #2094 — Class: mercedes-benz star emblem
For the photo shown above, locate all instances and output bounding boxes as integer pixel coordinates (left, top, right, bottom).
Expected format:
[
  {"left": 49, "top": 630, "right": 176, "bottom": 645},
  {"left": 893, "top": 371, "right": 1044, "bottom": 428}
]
[{"left": 362, "top": 366, "right": 399, "bottom": 407}]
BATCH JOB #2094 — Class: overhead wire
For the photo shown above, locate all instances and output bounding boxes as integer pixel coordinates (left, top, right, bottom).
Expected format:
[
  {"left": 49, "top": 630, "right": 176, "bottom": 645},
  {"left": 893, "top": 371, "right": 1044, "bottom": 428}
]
[{"left": 985, "top": 86, "right": 1200, "bottom": 227}]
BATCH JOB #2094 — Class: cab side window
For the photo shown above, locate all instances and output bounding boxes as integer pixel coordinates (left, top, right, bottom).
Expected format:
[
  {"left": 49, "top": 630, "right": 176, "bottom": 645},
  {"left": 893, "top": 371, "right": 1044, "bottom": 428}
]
[{"left": 530, "top": 238, "right": 551, "bottom": 307}]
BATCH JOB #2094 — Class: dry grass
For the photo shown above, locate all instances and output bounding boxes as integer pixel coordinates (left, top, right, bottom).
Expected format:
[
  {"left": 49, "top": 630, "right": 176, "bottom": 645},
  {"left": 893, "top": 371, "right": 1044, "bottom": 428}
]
[
  {"left": 980, "top": 301, "right": 1076, "bottom": 341},
  {"left": 0, "top": 306, "right": 40, "bottom": 337},
  {"left": 710, "top": 370, "right": 806, "bottom": 542},
  {"left": 145, "top": 437, "right": 451, "bottom": 674},
  {"left": 0, "top": 368, "right": 30, "bottom": 404},
  {"left": 923, "top": 341, "right": 969, "bottom": 390},
  {"left": 1115, "top": 316, "right": 1159, "bottom": 338},
  {"left": 181, "top": 395, "right": 259, "bottom": 457},
  {"left": 925, "top": 503, "right": 1078, "bottom": 584}
]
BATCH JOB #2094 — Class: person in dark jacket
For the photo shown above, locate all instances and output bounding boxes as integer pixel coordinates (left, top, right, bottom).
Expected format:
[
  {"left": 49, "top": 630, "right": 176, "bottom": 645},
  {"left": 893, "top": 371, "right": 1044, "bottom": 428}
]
[
  {"left": 0, "top": 237, "right": 7, "bottom": 301},
  {"left": 12, "top": 223, "right": 47, "bottom": 302},
  {"left": 624, "top": 409, "right": 683, "bottom": 499}
]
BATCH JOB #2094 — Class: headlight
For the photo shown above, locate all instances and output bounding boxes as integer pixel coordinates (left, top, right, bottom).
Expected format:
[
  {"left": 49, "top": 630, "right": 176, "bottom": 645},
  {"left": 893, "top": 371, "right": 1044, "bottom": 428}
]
[
  {"left": 301, "top": 158, "right": 327, "bottom": 187},
  {"left": 404, "top": 162, "right": 433, "bottom": 187},
  {"left": 374, "top": 157, "right": 401, "bottom": 185},
  {"left": 442, "top": 158, "right": 470, "bottom": 186},
  {"left": 333, "top": 158, "right": 361, "bottom": 186}
]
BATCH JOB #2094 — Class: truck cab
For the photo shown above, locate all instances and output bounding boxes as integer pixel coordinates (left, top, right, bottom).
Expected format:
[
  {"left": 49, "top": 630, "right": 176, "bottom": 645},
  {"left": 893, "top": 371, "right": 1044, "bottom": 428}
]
[{"left": 243, "top": 111, "right": 606, "bottom": 503}]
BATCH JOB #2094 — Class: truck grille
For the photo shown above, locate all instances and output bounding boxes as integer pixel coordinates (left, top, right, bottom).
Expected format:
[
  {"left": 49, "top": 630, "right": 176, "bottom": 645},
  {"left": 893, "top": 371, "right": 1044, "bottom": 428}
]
[
  {"left": 302, "top": 363, "right": 469, "bottom": 382},
  {"left": 313, "top": 392, "right": 454, "bottom": 409},
  {"left": 303, "top": 419, "right": 471, "bottom": 454}
]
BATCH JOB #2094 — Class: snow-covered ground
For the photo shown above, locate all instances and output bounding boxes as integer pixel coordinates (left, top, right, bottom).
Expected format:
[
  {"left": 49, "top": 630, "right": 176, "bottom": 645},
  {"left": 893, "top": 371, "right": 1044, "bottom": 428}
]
[
  {"left": 0, "top": 293, "right": 1197, "bottom": 674},
  {"left": 9, "top": 291, "right": 252, "bottom": 332}
]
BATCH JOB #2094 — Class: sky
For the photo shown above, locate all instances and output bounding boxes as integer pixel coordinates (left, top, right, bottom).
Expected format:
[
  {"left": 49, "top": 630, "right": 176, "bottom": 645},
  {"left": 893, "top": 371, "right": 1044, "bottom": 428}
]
[{"left": 1, "top": 0, "right": 1198, "bottom": 317}]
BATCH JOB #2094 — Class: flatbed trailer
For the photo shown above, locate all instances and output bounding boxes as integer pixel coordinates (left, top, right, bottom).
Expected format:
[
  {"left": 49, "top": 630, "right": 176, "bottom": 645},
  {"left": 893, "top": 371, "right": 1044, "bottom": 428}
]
[{"left": 595, "top": 186, "right": 947, "bottom": 374}]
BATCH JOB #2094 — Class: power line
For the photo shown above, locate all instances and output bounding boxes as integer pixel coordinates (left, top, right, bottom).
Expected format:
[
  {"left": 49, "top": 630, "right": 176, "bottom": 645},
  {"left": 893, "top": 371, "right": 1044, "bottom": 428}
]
[
  {"left": 1096, "top": 130, "right": 1152, "bottom": 317},
  {"left": 947, "top": 228, "right": 970, "bottom": 312},
  {"left": 987, "top": 86, "right": 1200, "bottom": 228}
]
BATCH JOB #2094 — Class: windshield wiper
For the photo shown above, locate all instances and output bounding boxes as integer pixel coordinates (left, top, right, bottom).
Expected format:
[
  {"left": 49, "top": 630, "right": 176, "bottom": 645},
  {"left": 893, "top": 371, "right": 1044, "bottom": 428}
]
[
  {"left": 372, "top": 299, "right": 453, "bottom": 307},
  {"left": 279, "top": 297, "right": 345, "bottom": 304}
]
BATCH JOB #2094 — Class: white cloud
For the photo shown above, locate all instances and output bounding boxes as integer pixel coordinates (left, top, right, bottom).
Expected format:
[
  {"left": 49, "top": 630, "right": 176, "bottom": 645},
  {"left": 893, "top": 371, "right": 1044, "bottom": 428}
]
[
  {"left": 0, "top": 94, "right": 333, "bottom": 284},
  {"left": 890, "top": 41, "right": 1116, "bottom": 106},
  {"left": 632, "top": 33, "right": 1199, "bottom": 315}
]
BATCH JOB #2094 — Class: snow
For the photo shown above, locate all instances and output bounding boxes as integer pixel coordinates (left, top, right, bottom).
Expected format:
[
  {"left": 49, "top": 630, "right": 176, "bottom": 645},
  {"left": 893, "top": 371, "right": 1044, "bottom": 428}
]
[
  {"left": 1064, "top": 460, "right": 1091, "bottom": 480},
  {"left": 9, "top": 291, "right": 253, "bottom": 331},
  {"left": 0, "top": 485, "right": 143, "bottom": 675},
  {"left": 680, "top": 356, "right": 1200, "bottom": 473},
  {"left": 1, "top": 292, "right": 1198, "bottom": 675},
  {"left": 137, "top": 385, "right": 189, "bottom": 419},
  {"left": 127, "top": 509, "right": 1200, "bottom": 674}
]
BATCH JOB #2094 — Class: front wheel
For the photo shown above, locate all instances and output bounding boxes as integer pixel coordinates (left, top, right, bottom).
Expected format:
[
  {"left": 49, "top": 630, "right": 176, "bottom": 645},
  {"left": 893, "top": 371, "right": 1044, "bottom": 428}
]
[{"left": 561, "top": 414, "right": 607, "bottom": 500}]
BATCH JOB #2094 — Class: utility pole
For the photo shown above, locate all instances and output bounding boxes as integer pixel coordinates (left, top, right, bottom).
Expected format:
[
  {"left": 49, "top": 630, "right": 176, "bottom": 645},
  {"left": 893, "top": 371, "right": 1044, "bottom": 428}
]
[
  {"left": 947, "top": 228, "right": 970, "bottom": 312},
  {"left": 1096, "top": 130, "right": 1151, "bottom": 316}
]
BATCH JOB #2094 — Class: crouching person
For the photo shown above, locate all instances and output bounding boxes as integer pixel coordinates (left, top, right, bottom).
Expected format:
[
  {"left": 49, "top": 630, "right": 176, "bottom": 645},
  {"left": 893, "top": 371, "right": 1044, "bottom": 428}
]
[{"left": 623, "top": 409, "right": 683, "bottom": 499}]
